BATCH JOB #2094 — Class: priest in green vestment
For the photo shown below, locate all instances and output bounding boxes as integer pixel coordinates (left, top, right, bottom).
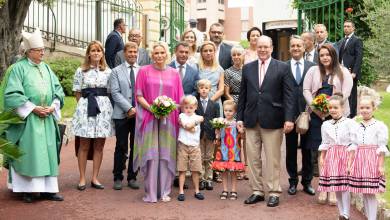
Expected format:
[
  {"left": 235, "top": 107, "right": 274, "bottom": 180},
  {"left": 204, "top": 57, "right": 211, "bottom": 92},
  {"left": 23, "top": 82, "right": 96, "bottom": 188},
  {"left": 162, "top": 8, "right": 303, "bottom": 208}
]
[{"left": 3, "top": 28, "right": 65, "bottom": 203}]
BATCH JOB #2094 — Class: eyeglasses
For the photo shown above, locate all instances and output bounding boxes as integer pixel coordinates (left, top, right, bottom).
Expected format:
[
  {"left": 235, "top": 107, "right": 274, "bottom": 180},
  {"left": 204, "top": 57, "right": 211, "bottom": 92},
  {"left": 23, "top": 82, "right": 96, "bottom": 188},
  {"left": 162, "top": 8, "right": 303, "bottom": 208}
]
[
  {"left": 129, "top": 34, "right": 141, "bottom": 38},
  {"left": 30, "top": 48, "right": 45, "bottom": 53}
]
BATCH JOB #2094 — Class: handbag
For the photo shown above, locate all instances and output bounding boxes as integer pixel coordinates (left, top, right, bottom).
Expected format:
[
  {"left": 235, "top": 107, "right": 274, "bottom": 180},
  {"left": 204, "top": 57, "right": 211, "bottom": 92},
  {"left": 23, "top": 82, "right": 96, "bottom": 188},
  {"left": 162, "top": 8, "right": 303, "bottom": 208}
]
[{"left": 295, "top": 107, "right": 310, "bottom": 134}]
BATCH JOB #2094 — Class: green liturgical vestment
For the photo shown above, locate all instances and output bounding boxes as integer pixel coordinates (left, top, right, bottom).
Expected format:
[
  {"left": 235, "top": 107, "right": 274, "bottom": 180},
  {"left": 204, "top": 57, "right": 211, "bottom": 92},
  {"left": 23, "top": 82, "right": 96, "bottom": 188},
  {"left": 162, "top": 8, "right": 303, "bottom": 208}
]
[{"left": 4, "top": 58, "right": 64, "bottom": 177}]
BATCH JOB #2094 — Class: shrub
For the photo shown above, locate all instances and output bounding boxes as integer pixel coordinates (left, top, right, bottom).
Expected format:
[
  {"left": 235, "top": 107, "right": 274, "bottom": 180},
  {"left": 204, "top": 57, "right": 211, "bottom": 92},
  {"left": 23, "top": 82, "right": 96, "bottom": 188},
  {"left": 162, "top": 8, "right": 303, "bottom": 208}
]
[{"left": 47, "top": 58, "right": 81, "bottom": 96}]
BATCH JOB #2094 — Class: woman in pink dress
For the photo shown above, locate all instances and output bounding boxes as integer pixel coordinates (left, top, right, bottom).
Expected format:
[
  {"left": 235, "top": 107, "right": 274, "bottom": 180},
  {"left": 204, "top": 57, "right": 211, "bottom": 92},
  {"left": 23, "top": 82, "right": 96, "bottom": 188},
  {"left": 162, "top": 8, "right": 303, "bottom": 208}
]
[{"left": 134, "top": 41, "right": 184, "bottom": 203}]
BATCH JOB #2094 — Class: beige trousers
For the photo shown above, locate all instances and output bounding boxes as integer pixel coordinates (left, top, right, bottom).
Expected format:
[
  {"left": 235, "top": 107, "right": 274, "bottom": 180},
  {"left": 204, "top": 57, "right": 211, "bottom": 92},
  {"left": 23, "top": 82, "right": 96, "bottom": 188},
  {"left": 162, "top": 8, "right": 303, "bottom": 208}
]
[
  {"left": 199, "top": 134, "right": 215, "bottom": 182},
  {"left": 246, "top": 124, "right": 283, "bottom": 197}
]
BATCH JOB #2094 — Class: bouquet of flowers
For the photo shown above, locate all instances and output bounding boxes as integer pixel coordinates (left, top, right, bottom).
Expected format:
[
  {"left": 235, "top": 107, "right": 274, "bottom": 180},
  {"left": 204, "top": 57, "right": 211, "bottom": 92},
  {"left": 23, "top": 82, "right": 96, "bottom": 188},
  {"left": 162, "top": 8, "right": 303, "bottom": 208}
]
[
  {"left": 209, "top": 117, "right": 228, "bottom": 129},
  {"left": 150, "top": 95, "right": 177, "bottom": 119},
  {"left": 311, "top": 94, "right": 330, "bottom": 113}
]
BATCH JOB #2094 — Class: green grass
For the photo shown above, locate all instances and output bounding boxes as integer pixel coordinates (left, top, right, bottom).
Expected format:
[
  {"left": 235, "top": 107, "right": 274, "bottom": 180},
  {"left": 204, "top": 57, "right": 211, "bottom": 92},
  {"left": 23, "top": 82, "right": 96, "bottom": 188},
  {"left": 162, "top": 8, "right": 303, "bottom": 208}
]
[
  {"left": 62, "top": 96, "right": 77, "bottom": 120},
  {"left": 376, "top": 92, "right": 390, "bottom": 206}
]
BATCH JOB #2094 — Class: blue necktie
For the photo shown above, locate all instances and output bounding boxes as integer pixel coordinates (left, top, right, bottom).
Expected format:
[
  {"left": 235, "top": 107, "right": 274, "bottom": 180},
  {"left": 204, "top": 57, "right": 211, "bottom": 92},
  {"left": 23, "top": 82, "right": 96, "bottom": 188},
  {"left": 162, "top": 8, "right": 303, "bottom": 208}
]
[
  {"left": 295, "top": 62, "right": 302, "bottom": 84},
  {"left": 130, "top": 66, "right": 136, "bottom": 106}
]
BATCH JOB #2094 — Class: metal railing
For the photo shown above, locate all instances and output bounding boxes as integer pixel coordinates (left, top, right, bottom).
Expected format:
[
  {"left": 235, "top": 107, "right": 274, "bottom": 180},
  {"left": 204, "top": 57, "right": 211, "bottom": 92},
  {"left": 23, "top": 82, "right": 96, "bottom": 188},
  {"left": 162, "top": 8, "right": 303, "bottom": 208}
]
[
  {"left": 159, "top": 0, "right": 185, "bottom": 52},
  {"left": 24, "top": 0, "right": 144, "bottom": 49},
  {"left": 297, "top": 0, "right": 345, "bottom": 42}
]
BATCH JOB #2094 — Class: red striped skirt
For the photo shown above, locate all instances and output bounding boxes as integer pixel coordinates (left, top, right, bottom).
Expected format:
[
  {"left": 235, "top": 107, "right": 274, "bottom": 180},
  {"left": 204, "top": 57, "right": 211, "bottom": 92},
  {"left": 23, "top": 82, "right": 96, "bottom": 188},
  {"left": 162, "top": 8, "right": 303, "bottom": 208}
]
[
  {"left": 318, "top": 145, "right": 349, "bottom": 192},
  {"left": 349, "top": 145, "right": 386, "bottom": 194}
]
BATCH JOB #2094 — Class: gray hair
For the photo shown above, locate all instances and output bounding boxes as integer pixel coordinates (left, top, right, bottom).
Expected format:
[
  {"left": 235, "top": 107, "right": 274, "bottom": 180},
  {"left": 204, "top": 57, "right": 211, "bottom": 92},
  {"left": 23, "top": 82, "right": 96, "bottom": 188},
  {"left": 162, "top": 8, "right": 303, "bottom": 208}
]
[
  {"left": 301, "top": 31, "right": 316, "bottom": 41},
  {"left": 314, "top": 24, "right": 327, "bottom": 31},
  {"left": 257, "top": 35, "right": 273, "bottom": 47},
  {"left": 230, "top": 45, "right": 245, "bottom": 56}
]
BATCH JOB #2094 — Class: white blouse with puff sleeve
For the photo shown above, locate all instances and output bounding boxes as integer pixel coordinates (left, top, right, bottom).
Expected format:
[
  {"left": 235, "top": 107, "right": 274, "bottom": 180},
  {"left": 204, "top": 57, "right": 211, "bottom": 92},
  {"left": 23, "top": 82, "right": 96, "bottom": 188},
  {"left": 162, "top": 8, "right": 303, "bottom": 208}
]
[
  {"left": 319, "top": 117, "right": 358, "bottom": 151},
  {"left": 353, "top": 119, "right": 389, "bottom": 156}
]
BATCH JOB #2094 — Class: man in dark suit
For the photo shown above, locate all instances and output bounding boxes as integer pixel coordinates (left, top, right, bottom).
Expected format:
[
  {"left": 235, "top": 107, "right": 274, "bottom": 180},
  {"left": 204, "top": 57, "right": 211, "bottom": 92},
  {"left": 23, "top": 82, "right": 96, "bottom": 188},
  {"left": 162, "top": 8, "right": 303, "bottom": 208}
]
[
  {"left": 169, "top": 42, "right": 200, "bottom": 96},
  {"left": 285, "top": 35, "right": 316, "bottom": 196},
  {"left": 301, "top": 31, "right": 318, "bottom": 64},
  {"left": 114, "top": 28, "right": 151, "bottom": 67},
  {"left": 314, "top": 24, "right": 331, "bottom": 50},
  {"left": 209, "top": 23, "right": 232, "bottom": 70},
  {"left": 238, "top": 36, "right": 295, "bottom": 207},
  {"left": 105, "top": 18, "right": 126, "bottom": 68},
  {"left": 110, "top": 42, "right": 139, "bottom": 190},
  {"left": 195, "top": 79, "right": 220, "bottom": 190},
  {"left": 338, "top": 20, "right": 363, "bottom": 118}
]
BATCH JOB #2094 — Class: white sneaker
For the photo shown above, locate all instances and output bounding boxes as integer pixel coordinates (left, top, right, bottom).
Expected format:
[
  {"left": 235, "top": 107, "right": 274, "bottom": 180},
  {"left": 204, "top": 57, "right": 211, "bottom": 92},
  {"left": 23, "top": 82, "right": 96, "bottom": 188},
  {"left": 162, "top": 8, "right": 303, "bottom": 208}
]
[{"left": 161, "top": 195, "right": 171, "bottom": 202}]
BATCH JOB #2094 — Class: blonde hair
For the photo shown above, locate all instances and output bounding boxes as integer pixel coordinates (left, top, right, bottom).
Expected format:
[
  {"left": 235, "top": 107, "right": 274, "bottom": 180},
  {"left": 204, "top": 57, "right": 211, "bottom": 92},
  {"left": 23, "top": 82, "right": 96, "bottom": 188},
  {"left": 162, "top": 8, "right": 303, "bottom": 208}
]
[
  {"left": 181, "top": 95, "right": 198, "bottom": 106},
  {"left": 150, "top": 41, "right": 171, "bottom": 65},
  {"left": 329, "top": 93, "right": 345, "bottom": 106},
  {"left": 358, "top": 86, "right": 381, "bottom": 108},
  {"left": 82, "top": 41, "right": 108, "bottom": 72},
  {"left": 123, "top": 41, "right": 138, "bottom": 52},
  {"left": 198, "top": 41, "right": 219, "bottom": 71},
  {"left": 223, "top": 100, "right": 237, "bottom": 111},
  {"left": 197, "top": 79, "right": 212, "bottom": 89},
  {"left": 181, "top": 29, "right": 197, "bottom": 53}
]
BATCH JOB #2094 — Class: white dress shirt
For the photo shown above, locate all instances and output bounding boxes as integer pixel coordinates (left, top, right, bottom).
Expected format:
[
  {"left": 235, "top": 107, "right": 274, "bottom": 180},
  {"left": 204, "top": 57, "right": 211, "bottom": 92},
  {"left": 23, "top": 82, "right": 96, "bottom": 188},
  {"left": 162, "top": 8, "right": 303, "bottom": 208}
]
[
  {"left": 125, "top": 61, "right": 140, "bottom": 79},
  {"left": 351, "top": 119, "right": 389, "bottom": 155},
  {"left": 305, "top": 48, "right": 316, "bottom": 62},
  {"left": 174, "top": 60, "right": 187, "bottom": 78},
  {"left": 290, "top": 58, "right": 305, "bottom": 82},
  {"left": 178, "top": 113, "right": 201, "bottom": 147},
  {"left": 258, "top": 56, "right": 272, "bottom": 86}
]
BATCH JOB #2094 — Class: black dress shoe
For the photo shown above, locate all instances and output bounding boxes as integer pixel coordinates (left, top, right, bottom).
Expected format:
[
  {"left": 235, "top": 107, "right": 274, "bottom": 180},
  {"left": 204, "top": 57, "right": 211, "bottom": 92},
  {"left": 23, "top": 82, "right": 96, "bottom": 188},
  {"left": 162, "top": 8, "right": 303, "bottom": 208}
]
[
  {"left": 199, "top": 181, "right": 205, "bottom": 190},
  {"left": 23, "top": 193, "right": 33, "bottom": 203},
  {"left": 205, "top": 181, "right": 213, "bottom": 190},
  {"left": 77, "top": 184, "right": 87, "bottom": 191},
  {"left": 91, "top": 182, "right": 105, "bottom": 189},
  {"left": 40, "top": 193, "right": 64, "bottom": 201},
  {"left": 303, "top": 185, "right": 316, "bottom": 196},
  {"left": 173, "top": 177, "right": 180, "bottom": 187},
  {"left": 267, "top": 196, "right": 279, "bottom": 207},
  {"left": 244, "top": 194, "right": 265, "bottom": 204},
  {"left": 287, "top": 185, "right": 297, "bottom": 195}
]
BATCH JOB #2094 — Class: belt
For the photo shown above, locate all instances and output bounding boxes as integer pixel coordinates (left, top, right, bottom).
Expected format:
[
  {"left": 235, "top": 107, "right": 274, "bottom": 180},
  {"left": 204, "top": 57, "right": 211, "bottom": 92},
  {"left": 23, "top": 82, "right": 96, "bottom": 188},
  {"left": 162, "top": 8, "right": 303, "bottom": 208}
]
[{"left": 81, "top": 88, "right": 108, "bottom": 117}]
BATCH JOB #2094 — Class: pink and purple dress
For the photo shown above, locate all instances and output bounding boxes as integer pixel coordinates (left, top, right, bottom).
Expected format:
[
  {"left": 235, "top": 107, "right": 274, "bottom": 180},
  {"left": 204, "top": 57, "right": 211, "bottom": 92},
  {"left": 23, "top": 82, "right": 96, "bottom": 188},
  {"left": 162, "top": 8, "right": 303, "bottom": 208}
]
[
  {"left": 349, "top": 119, "right": 388, "bottom": 194},
  {"left": 133, "top": 64, "right": 184, "bottom": 202}
]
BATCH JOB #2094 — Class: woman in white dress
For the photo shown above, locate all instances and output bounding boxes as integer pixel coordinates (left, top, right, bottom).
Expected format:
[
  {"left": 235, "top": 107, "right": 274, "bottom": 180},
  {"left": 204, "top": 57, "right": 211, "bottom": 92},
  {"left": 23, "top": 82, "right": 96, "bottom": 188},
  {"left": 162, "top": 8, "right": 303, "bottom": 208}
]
[{"left": 72, "top": 41, "right": 114, "bottom": 190}]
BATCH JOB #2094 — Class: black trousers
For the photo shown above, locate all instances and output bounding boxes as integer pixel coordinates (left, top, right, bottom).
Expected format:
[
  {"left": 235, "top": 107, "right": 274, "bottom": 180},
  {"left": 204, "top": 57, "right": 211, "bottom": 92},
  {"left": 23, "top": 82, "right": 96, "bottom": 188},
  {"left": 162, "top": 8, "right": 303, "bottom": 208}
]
[
  {"left": 113, "top": 118, "right": 137, "bottom": 181},
  {"left": 285, "top": 128, "right": 313, "bottom": 186},
  {"left": 349, "top": 79, "right": 358, "bottom": 118}
]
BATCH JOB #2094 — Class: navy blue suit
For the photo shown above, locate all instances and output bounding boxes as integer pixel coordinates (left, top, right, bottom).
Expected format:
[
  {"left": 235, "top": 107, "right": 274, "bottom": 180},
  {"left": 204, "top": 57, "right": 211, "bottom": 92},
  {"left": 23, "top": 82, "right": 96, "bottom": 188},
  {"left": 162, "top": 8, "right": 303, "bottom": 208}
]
[
  {"left": 105, "top": 30, "right": 124, "bottom": 69},
  {"left": 169, "top": 61, "right": 200, "bottom": 96}
]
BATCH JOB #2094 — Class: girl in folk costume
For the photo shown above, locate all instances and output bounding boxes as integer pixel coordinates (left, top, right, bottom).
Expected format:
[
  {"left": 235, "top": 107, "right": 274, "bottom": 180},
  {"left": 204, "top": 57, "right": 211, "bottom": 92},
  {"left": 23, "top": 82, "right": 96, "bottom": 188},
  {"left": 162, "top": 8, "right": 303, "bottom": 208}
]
[
  {"left": 317, "top": 94, "right": 358, "bottom": 220},
  {"left": 348, "top": 89, "right": 388, "bottom": 220},
  {"left": 212, "top": 100, "right": 245, "bottom": 200}
]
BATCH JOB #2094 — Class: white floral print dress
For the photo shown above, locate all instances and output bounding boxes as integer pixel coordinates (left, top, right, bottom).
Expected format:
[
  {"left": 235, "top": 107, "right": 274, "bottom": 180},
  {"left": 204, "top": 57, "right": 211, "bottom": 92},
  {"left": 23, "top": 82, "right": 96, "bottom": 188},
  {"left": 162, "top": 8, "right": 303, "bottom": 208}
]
[{"left": 71, "top": 67, "right": 114, "bottom": 138}]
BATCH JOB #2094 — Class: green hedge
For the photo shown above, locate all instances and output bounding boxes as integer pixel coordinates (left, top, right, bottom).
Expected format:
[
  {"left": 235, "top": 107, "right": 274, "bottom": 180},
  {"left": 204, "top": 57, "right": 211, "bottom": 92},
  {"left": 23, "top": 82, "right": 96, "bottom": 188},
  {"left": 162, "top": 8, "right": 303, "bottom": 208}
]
[{"left": 47, "top": 58, "right": 81, "bottom": 96}]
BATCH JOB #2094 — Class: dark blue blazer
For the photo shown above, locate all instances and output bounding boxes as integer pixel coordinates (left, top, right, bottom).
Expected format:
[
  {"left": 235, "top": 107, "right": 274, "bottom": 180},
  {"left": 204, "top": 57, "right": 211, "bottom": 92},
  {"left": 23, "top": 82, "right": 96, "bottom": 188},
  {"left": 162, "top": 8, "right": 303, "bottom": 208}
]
[
  {"left": 169, "top": 61, "right": 200, "bottom": 96},
  {"left": 195, "top": 98, "right": 220, "bottom": 140},
  {"left": 237, "top": 58, "right": 295, "bottom": 129},
  {"left": 337, "top": 34, "right": 363, "bottom": 80},
  {"left": 218, "top": 42, "right": 233, "bottom": 70},
  {"left": 105, "top": 30, "right": 124, "bottom": 69}
]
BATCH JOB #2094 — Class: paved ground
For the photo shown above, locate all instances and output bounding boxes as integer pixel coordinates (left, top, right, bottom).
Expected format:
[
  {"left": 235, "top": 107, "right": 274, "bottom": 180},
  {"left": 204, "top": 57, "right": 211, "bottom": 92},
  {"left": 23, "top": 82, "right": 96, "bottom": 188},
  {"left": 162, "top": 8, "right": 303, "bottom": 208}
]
[{"left": 0, "top": 137, "right": 365, "bottom": 220}]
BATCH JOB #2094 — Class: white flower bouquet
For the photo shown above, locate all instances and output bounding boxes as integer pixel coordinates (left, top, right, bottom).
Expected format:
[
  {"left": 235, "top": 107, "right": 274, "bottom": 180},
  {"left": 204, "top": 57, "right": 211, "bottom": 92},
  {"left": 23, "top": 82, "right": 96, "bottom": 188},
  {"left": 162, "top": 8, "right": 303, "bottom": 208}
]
[{"left": 150, "top": 95, "right": 177, "bottom": 119}]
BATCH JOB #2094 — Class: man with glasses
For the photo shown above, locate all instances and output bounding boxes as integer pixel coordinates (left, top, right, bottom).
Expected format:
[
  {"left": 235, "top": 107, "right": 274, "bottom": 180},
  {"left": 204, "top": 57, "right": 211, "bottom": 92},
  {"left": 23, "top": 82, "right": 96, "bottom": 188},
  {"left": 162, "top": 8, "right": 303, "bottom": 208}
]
[
  {"left": 105, "top": 18, "right": 126, "bottom": 68},
  {"left": 114, "top": 29, "right": 151, "bottom": 67},
  {"left": 208, "top": 23, "right": 232, "bottom": 70}
]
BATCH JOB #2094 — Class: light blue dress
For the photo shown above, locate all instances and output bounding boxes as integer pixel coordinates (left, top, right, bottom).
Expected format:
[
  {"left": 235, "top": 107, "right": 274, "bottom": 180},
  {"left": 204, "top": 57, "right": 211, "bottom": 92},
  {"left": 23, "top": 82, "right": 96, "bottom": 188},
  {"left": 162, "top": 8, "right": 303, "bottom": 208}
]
[{"left": 199, "top": 65, "right": 224, "bottom": 116}]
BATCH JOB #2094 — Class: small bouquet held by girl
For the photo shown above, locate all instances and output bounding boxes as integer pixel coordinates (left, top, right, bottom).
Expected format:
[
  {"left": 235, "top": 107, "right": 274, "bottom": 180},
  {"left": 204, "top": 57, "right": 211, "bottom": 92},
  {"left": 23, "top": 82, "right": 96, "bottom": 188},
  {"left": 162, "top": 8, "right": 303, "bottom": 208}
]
[
  {"left": 150, "top": 95, "right": 177, "bottom": 123},
  {"left": 311, "top": 94, "right": 330, "bottom": 119},
  {"left": 209, "top": 117, "right": 228, "bottom": 129}
]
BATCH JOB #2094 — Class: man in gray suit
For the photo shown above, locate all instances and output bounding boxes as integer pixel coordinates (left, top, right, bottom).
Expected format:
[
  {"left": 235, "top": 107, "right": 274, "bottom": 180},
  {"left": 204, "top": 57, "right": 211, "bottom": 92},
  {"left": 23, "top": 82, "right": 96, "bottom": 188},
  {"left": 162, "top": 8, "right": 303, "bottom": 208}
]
[
  {"left": 301, "top": 31, "right": 318, "bottom": 64},
  {"left": 114, "top": 29, "right": 151, "bottom": 67},
  {"left": 169, "top": 42, "right": 200, "bottom": 96},
  {"left": 110, "top": 42, "right": 140, "bottom": 190}
]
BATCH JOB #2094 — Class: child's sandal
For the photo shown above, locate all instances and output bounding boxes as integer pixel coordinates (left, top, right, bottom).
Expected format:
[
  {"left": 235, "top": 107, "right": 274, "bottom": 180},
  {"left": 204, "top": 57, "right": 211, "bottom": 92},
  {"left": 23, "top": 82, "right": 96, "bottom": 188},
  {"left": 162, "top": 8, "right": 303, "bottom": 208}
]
[
  {"left": 220, "top": 191, "right": 228, "bottom": 200},
  {"left": 230, "top": 192, "right": 238, "bottom": 200}
]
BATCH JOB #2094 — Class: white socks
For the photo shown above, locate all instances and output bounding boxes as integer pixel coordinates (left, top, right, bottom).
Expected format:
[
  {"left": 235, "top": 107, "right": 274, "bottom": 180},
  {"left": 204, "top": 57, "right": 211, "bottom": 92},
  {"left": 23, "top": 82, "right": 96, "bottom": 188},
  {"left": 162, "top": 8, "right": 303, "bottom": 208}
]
[
  {"left": 363, "top": 194, "right": 377, "bottom": 220},
  {"left": 336, "top": 191, "right": 351, "bottom": 218}
]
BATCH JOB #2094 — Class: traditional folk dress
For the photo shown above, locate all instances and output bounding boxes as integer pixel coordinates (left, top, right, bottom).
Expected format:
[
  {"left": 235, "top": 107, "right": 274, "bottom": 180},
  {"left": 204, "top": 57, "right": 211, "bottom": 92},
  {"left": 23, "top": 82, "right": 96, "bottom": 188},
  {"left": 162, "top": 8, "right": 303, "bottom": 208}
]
[
  {"left": 212, "top": 121, "right": 244, "bottom": 172},
  {"left": 317, "top": 117, "right": 358, "bottom": 192},
  {"left": 133, "top": 64, "right": 184, "bottom": 202},
  {"left": 4, "top": 58, "right": 65, "bottom": 192},
  {"left": 349, "top": 119, "right": 389, "bottom": 194}
]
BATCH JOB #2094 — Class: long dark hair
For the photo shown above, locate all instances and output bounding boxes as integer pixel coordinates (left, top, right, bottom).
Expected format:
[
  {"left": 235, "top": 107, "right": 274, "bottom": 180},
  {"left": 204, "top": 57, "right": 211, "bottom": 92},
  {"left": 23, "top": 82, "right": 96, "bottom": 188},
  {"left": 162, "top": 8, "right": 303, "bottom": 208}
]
[{"left": 318, "top": 44, "right": 343, "bottom": 85}]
